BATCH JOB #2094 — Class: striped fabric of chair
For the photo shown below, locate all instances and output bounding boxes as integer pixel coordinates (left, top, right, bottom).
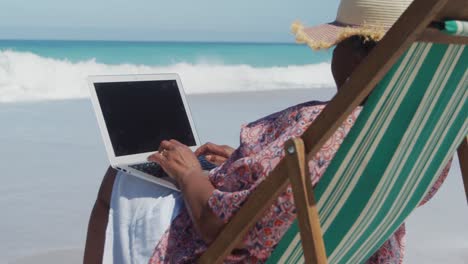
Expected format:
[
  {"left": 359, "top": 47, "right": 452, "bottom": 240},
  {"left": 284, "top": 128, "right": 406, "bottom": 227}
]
[{"left": 267, "top": 42, "right": 467, "bottom": 264}]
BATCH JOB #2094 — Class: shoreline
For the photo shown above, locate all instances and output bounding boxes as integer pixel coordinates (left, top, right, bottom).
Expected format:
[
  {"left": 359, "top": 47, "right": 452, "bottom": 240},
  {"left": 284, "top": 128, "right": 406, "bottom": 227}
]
[{"left": 0, "top": 87, "right": 336, "bottom": 106}]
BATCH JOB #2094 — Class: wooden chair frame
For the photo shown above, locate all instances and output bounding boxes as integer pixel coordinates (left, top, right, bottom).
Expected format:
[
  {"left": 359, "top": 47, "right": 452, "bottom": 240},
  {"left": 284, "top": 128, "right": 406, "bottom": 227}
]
[{"left": 199, "top": 0, "right": 468, "bottom": 263}]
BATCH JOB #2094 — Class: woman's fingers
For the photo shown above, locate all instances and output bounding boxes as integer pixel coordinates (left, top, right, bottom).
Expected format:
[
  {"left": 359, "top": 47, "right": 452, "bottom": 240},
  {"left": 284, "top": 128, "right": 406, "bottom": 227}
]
[
  {"left": 194, "top": 144, "right": 207, "bottom": 156},
  {"left": 149, "top": 152, "right": 166, "bottom": 165},
  {"left": 158, "top": 140, "right": 173, "bottom": 152},
  {"left": 221, "top": 145, "right": 235, "bottom": 156},
  {"left": 195, "top": 142, "right": 229, "bottom": 157},
  {"left": 195, "top": 142, "right": 219, "bottom": 156},
  {"left": 169, "top": 139, "right": 185, "bottom": 147},
  {"left": 206, "top": 145, "right": 230, "bottom": 157},
  {"left": 149, "top": 139, "right": 202, "bottom": 181},
  {"left": 148, "top": 151, "right": 176, "bottom": 178},
  {"left": 159, "top": 139, "right": 187, "bottom": 154},
  {"left": 148, "top": 151, "right": 165, "bottom": 164},
  {"left": 205, "top": 154, "right": 226, "bottom": 166},
  {"left": 195, "top": 142, "right": 213, "bottom": 156}
]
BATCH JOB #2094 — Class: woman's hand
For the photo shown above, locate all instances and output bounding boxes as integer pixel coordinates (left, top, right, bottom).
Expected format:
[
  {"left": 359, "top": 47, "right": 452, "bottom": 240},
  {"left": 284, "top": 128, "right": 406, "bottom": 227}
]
[
  {"left": 148, "top": 139, "right": 202, "bottom": 182},
  {"left": 149, "top": 140, "right": 225, "bottom": 243},
  {"left": 194, "top": 142, "right": 235, "bottom": 166}
]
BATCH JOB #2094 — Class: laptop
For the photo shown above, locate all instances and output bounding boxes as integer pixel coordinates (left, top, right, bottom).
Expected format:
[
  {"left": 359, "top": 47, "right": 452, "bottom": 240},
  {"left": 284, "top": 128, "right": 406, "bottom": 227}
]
[{"left": 88, "top": 73, "right": 215, "bottom": 191}]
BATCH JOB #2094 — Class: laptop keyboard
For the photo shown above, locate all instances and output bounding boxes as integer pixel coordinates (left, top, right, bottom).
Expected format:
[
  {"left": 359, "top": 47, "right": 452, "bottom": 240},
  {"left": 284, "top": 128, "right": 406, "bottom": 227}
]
[
  {"left": 130, "top": 162, "right": 165, "bottom": 177},
  {"left": 129, "top": 155, "right": 217, "bottom": 178}
]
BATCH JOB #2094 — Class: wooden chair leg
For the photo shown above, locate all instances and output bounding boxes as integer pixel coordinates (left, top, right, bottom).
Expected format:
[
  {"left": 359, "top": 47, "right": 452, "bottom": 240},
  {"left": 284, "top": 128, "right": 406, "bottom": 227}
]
[
  {"left": 285, "top": 138, "right": 328, "bottom": 264},
  {"left": 457, "top": 136, "right": 468, "bottom": 204}
]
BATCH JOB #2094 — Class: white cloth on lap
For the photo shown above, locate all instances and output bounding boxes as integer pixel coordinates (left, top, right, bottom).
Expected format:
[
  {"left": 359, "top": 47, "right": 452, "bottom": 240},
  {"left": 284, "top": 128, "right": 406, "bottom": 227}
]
[{"left": 103, "top": 171, "right": 183, "bottom": 264}]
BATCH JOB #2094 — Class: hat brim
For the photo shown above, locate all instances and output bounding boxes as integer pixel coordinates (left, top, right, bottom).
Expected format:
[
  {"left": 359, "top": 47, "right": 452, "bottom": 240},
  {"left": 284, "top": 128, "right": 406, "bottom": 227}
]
[{"left": 292, "top": 21, "right": 386, "bottom": 50}]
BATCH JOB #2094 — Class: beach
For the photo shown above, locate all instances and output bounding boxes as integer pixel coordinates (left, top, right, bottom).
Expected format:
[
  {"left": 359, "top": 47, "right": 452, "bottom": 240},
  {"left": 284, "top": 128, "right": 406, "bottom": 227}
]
[
  {"left": 1, "top": 40, "right": 467, "bottom": 263},
  {"left": 1, "top": 88, "right": 467, "bottom": 263}
]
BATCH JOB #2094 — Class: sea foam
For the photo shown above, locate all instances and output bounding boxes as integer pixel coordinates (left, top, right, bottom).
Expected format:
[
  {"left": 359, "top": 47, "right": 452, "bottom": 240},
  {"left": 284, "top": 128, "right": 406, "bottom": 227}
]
[{"left": 0, "top": 50, "right": 334, "bottom": 102}]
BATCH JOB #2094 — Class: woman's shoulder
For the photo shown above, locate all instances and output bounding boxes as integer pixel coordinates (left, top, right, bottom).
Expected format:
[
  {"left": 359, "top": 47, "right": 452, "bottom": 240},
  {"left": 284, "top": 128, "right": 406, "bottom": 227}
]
[
  {"left": 238, "top": 101, "right": 329, "bottom": 151},
  {"left": 243, "top": 100, "right": 328, "bottom": 129}
]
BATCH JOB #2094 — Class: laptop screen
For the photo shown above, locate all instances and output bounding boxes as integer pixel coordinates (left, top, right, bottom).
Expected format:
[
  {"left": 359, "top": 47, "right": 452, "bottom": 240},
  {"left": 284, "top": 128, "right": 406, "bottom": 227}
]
[{"left": 94, "top": 80, "right": 196, "bottom": 157}]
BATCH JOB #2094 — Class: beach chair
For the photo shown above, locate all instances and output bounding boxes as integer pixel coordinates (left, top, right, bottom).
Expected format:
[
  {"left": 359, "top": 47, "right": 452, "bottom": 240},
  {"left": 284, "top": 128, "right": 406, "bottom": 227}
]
[{"left": 198, "top": 0, "right": 468, "bottom": 263}]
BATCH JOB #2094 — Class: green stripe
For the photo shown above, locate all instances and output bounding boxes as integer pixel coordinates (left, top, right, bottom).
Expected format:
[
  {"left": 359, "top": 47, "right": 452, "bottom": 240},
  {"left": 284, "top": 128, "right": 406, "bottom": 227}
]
[
  {"left": 317, "top": 44, "right": 424, "bottom": 231},
  {"left": 348, "top": 45, "right": 467, "bottom": 262},
  {"left": 338, "top": 44, "right": 462, "bottom": 262},
  {"left": 338, "top": 43, "right": 466, "bottom": 262},
  {"left": 324, "top": 43, "right": 434, "bottom": 260},
  {"left": 328, "top": 43, "right": 442, "bottom": 262},
  {"left": 342, "top": 44, "right": 462, "bottom": 262},
  {"left": 266, "top": 222, "right": 299, "bottom": 263},
  {"left": 268, "top": 43, "right": 467, "bottom": 263}
]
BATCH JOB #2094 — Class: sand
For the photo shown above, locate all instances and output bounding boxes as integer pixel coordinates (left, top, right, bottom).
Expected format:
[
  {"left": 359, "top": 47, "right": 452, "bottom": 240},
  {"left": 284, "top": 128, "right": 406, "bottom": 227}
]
[{"left": 1, "top": 88, "right": 466, "bottom": 263}]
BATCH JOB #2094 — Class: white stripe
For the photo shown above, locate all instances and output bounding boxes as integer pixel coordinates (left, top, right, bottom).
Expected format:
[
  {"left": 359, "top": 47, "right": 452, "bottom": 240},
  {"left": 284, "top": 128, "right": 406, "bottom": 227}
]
[
  {"left": 416, "top": 73, "right": 468, "bottom": 206},
  {"left": 319, "top": 43, "right": 424, "bottom": 222},
  {"left": 344, "top": 44, "right": 463, "bottom": 262},
  {"left": 352, "top": 99, "right": 467, "bottom": 263},
  {"left": 321, "top": 43, "right": 430, "bottom": 237},
  {"left": 317, "top": 43, "right": 419, "bottom": 215},
  {"left": 279, "top": 234, "right": 301, "bottom": 264},
  {"left": 346, "top": 45, "right": 466, "bottom": 263},
  {"left": 456, "top": 21, "right": 463, "bottom": 35},
  {"left": 356, "top": 65, "right": 468, "bottom": 261},
  {"left": 317, "top": 44, "right": 421, "bottom": 228},
  {"left": 290, "top": 242, "right": 303, "bottom": 264},
  {"left": 328, "top": 43, "right": 435, "bottom": 262}
]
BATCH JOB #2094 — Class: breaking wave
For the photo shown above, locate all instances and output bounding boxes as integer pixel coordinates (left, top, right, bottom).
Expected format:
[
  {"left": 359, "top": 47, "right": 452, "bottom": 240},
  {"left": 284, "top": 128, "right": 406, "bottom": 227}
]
[{"left": 0, "top": 50, "right": 334, "bottom": 102}]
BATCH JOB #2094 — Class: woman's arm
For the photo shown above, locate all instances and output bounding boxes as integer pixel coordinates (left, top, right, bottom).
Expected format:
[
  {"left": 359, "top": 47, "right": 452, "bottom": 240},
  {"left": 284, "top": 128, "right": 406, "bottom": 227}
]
[
  {"left": 84, "top": 166, "right": 118, "bottom": 264},
  {"left": 177, "top": 168, "right": 225, "bottom": 243},
  {"left": 148, "top": 140, "right": 225, "bottom": 243}
]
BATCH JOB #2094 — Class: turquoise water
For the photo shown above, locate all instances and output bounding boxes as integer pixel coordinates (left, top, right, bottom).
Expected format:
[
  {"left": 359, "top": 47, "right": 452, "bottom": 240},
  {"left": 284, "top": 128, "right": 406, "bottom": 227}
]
[
  {"left": 0, "top": 40, "right": 335, "bottom": 102},
  {"left": 0, "top": 40, "right": 332, "bottom": 67}
]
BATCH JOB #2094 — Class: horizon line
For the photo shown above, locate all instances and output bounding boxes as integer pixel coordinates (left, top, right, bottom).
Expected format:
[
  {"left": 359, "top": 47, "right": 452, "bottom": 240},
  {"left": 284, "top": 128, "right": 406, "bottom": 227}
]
[{"left": 0, "top": 38, "right": 298, "bottom": 45}]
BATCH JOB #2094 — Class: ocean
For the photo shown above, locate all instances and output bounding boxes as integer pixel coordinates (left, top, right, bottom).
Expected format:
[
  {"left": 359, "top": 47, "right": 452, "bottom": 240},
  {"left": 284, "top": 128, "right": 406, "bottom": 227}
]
[
  {"left": 0, "top": 40, "right": 334, "bottom": 102},
  {"left": 1, "top": 40, "right": 467, "bottom": 263},
  {"left": 0, "top": 40, "right": 337, "bottom": 263}
]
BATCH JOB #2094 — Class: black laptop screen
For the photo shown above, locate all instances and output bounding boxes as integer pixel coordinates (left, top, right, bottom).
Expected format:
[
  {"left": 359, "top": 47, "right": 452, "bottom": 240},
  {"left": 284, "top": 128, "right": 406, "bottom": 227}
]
[{"left": 94, "top": 80, "right": 196, "bottom": 157}]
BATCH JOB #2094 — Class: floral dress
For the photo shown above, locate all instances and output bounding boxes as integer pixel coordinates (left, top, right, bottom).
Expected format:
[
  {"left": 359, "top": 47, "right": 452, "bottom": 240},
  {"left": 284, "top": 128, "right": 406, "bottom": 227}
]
[{"left": 149, "top": 101, "right": 450, "bottom": 264}]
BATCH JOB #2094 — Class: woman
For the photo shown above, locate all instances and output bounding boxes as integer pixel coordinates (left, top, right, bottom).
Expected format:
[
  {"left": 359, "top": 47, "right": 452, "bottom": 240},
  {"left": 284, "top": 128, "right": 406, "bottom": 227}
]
[{"left": 84, "top": 0, "right": 451, "bottom": 263}]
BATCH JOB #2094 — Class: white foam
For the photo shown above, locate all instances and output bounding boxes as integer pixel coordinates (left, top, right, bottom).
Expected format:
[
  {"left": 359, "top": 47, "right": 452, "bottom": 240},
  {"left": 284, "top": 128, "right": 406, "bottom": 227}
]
[{"left": 0, "top": 50, "right": 335, "bottom": 102}]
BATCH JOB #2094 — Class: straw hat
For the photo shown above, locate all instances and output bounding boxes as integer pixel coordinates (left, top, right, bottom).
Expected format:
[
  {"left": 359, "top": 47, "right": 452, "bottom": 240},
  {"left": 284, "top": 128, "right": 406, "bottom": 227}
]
[{"left": 292, "top": 0, "right": 414, "bottom": 50}]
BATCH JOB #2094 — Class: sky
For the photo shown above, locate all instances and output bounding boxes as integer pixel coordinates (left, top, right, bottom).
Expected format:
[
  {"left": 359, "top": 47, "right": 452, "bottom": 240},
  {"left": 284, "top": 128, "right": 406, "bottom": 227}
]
[{"left": 0, "top": 0, "right": 340, "bottom": 42}]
